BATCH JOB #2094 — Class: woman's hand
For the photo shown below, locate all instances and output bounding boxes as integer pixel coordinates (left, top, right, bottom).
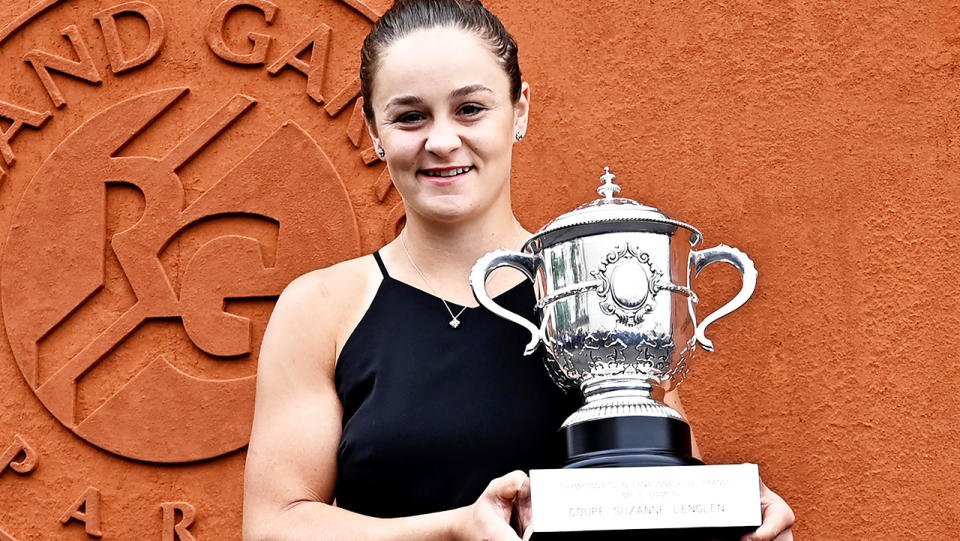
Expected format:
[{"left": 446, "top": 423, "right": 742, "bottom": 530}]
[
  {"left": 454, "top": 471, "right": 530, "bottom": 541},
  {"left": 740, "top": 480, "right": 795, "bottom": 541}
]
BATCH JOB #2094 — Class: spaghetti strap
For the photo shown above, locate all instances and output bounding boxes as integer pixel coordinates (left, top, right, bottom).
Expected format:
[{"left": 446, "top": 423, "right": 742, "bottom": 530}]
[{"left": 372, "top": 251, "right": 390, "bottom": 279}]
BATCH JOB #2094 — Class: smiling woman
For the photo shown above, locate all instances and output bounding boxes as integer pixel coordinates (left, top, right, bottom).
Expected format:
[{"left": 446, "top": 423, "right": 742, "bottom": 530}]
[
  {"left": 368, "top": 24, "right": 528, "bottom": 226},
  {"left": 240, "top": 2, "right": 792, "bottom": 541}
]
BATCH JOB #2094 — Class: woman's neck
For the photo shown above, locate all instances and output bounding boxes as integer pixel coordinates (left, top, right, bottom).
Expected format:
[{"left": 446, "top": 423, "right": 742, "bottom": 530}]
[{"left": 384, "top": 210, "right": 532, "bottom": 306}]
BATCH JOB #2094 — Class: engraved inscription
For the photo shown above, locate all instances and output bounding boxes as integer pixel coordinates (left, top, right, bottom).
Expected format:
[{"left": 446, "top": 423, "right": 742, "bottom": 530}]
[
  {"left": 266, "top": 24, "right": 332, "bottom": 104},
  {"left": 2, "top": 0, "right": 382, "bottom": 179},
  {"left": 93, "top": 1, "right": 165, "bottom": 75},
  {"left": 161, "top": 502, "right": 197, "bottom": 541},
  {"left": 322, "top": 75, "right": 361, "bottom": 117},
  {"left": 23, "top": 25, "right": 102, "bottom": 108},
  {"left": 206, "top": 0, "right": 278, "bottom": 65},
  {"left": 0, "top": 434, "right": 38, "bottom": 476},
  {"left": 59, "top": 486, "right": 103, "bottom": 538},
  {"left": 0, "top": 100, "right": 50, "bottom": 170}
]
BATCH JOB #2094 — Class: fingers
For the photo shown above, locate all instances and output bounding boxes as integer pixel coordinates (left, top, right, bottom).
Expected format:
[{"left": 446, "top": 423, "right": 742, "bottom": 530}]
[
  {"left": 513, "top": 475, "right": 532, "bottom": 537},
  {"left": 747, "top": 530, "right": 794, "bottom": 541},
  {"left": 516, "top": 473, "right": 531, "bottom": 502},
  {"left": 479, "top": 471, "right": 530, "bottom": 536},
  {"left": 742, "top": 481, "right": 795, "bottom": 541},
  {"left": 771, "top": 531, "right": 794, "bottom": 541},
  {"left": 490, "top": 470, "right": 529, "bottom": 501}
]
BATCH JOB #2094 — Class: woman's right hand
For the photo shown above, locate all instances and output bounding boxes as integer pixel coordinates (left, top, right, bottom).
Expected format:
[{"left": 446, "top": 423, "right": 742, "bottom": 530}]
[{"left": 454, "top": 470, "right": 531, "bottom": 541}]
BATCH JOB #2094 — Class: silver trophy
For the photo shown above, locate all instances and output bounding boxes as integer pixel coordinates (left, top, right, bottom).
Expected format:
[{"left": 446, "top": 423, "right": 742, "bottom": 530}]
[{"left": 471, "top": 167, "right": 757, "bottom": 468}]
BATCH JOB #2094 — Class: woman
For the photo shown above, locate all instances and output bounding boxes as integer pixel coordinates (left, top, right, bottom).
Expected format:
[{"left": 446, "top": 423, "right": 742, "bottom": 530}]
[{"left": 242, "top": 1, "right": 795, "bottom": 540}]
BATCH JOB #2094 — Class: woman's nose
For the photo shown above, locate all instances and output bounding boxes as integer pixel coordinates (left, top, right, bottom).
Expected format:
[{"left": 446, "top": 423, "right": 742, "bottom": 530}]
[{"left": 424, "top": 118, "right": 462, "bottom": 155}]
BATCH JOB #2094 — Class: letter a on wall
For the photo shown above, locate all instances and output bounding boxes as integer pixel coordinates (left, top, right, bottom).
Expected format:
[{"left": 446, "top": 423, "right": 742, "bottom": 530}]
[{"left": 59, "top": 487, "right": 103, "bottom": 538}]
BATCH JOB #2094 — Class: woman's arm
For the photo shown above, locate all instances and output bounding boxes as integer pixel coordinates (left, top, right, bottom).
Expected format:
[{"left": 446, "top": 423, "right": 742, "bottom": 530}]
[
  {"left": 663, "top": 389, "right": 700, "bottom": 458},
  {"left": 242, "top": 267, "right": 527, "bottom": 541}
]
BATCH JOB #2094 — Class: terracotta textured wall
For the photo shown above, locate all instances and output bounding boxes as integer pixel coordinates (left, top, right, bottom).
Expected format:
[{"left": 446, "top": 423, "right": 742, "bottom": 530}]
[{"left": 0, "top": 0, "right": 956, "bottom": 539}]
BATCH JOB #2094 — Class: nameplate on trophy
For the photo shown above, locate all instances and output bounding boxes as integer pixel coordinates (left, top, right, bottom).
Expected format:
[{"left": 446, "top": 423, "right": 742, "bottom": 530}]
[{"left": 528, "top": 464, "right": 761, "bottom": 539}]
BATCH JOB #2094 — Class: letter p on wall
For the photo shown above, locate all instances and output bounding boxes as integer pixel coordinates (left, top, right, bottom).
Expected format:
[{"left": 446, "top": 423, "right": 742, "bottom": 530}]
[{"left": 0, "top": 434, "right": 38, "bottom": 476}]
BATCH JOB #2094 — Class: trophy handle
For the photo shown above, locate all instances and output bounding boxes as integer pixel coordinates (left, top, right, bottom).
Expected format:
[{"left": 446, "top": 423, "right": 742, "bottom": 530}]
[
  {"left": 689, "top": 244, "right": 757, "bottom": 352},
  {"left": 470, "top": 248, "right": 544, "bottom": 355}
]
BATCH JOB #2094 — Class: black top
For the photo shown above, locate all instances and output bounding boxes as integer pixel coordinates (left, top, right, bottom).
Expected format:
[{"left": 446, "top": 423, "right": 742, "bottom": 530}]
[{"left": 334, "top": 251, "right": 577, "bottom": 518}]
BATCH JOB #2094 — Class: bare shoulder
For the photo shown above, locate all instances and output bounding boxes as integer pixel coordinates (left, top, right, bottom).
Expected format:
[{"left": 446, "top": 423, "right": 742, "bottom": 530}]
[
  {"left": 262, "top": 255, "right": 382, "bottom": 375},
  {"left": 277, "top": 256, "right": 376, "bottom": 310}
]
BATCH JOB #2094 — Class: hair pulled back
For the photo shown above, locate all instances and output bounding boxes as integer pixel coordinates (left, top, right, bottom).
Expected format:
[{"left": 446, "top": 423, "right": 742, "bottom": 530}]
[{"left": 360, "top": 0, "right": 522, "bottom": 122}]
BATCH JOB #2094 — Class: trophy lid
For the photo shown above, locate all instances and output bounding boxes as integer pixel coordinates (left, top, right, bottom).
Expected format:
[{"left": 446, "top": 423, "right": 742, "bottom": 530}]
[{"left": 524, "top": 167, "right": 703, "bottom": 250}]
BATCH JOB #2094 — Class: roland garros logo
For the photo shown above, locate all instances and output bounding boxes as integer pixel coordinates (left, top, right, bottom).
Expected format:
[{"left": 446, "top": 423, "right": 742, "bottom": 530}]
[{"left": 0, "top": 0, "right": 398, "bottom": 467}]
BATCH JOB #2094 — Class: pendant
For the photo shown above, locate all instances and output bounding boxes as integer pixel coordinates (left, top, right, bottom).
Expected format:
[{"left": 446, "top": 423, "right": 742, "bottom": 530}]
[{"left": 449, "top": 318, "right": 461, "bottom": 329}]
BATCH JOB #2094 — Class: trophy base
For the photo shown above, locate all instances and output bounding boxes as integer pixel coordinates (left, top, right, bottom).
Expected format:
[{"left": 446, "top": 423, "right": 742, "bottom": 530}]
[
  {"left": 533, "top": 416, "right": 760, "bottom": 540},
  {"left": 529, "top": 526, "right": 753, "bottom": 541},
  {"left": 564, "top": 415, "right": 702, "bottom": 468},
  {"left": 528, "top": 464, "right": 762, "bottom": 541}
]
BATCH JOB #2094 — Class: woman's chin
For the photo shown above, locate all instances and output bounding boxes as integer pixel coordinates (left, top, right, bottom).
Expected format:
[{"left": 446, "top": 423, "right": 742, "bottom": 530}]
[{"left": 411, "top": 200, "right": 479, "bottom": 224}]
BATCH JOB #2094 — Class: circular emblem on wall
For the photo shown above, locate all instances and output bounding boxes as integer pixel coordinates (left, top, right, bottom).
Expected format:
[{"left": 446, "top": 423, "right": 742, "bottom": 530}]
[{"left": 2, "top": 87, "right": 361, "bottom": 462}]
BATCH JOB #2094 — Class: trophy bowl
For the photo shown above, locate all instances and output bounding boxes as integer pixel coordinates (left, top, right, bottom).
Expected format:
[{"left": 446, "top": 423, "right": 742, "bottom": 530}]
[{"left": 471, "top": 167, "right": 757, "bottom": 468}]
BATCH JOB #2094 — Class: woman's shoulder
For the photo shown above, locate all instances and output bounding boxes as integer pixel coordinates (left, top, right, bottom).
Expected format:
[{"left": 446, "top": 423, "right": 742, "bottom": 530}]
[
  {"left": 282, "top": 255, "right": 379, "bottom": 300},
  {"left": 269, "top": 254, "right": 384, "bottom": 361},
  {"left": 275, "top": 255, "right": 382, "bottom": 319}
]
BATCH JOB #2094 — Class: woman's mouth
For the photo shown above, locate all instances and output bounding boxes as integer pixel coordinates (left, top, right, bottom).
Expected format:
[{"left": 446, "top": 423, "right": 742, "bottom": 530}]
[{"left": 419, "top": 166, "right": 474, "bottom": 180}]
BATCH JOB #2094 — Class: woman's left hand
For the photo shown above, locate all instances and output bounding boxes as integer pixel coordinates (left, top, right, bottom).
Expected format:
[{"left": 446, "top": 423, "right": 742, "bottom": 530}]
[
  {"left": 509, "top": 474, "right": 533, "bottom": 540},
  {"left": 741, "top": 479, "right": 795, "bottom": 541}
]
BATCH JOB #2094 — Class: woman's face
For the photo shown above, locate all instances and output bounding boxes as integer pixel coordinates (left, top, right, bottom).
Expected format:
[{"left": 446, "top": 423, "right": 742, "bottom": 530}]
[{"left": 368, "top": 26, "right": 529, "bottom": 224}]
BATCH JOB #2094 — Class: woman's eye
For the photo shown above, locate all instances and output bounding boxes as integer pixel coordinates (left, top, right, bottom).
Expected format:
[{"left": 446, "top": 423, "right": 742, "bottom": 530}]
[
  {"left": 458, "top": 103, "right": 485, "bottom": 117},
  {"left": 394, "top": 111, "right": 425, "bottom": 124}
]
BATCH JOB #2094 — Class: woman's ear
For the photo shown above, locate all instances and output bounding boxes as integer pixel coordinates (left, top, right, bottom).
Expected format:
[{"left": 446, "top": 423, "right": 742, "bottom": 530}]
[
  {"left": 513, "top": 82, "right": 531, "bottom": 141},
  {"left": 365, "top": 117, "right": 381, "bottom": 154}
]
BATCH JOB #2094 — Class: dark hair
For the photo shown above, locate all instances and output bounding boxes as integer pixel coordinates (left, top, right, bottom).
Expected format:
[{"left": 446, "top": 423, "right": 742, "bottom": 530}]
[{"left": 360, "top": 0, "right": 522, "bottom": 121}]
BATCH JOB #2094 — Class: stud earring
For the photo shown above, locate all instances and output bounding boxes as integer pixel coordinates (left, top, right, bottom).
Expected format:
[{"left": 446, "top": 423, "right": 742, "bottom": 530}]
[
  {"left": 515, "top": 131, "right": 525, "bottom": 142},
  {"left": 377, "top": 147, "right": 385, "bottom": 158}
]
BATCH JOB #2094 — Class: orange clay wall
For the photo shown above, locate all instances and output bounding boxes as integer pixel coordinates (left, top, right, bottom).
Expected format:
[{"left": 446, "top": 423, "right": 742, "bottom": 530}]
[{"left": 0, "top": 0, "right": 956, "bottom": 539}]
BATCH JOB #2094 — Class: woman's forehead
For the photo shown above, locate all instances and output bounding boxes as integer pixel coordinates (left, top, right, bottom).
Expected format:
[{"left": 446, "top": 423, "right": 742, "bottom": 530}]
[{"left": 374, "top": 26, "right": 511, "bottom": 103}]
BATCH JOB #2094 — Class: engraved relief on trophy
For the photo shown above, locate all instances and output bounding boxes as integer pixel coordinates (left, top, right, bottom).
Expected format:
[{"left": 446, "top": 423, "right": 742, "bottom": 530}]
[{"left": 592, "top": 243, "right": 662, "bottom": 326}]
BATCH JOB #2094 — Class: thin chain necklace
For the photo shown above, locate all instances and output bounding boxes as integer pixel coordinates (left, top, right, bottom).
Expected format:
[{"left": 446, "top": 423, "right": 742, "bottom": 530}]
[{"left": 399, "top": 232, "right": 469, "bottom": 329}]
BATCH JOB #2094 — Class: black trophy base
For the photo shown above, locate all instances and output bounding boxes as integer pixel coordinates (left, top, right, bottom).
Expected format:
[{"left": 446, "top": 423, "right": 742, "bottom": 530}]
[{"left": 563, "top": 415, "right": 703, "bottom": 468}]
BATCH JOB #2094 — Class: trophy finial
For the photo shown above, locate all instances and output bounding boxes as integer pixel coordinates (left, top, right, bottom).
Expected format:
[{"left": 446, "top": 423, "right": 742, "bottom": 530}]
[{"left": 597, "top": 166, "right": 621, "bottom": 199}]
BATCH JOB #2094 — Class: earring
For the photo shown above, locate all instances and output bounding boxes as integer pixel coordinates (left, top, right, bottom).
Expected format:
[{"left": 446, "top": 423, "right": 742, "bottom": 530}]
[
  {"left": 515, "top": 131, "right": 525, "bottom": 142},
  {"left": 377, "top": 147, "right": 385, "bottom": 158}
]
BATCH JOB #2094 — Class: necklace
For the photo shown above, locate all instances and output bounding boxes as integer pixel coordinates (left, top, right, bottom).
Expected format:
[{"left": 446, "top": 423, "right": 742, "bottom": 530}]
[{"left": 399, "top": 232, "right": 469, "bottom": 329}]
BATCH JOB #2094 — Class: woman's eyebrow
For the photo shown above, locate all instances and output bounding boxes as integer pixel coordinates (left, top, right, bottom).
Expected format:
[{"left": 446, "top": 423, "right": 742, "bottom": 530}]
[
  {"left": 450, "top": 84, "right": 494, "bottom": 99},
  {"left": 384, "top": 85, "right": 493, "bottom": 110},
  {"left": 385, "top": 95, "right": 424, "bottom": 109}
]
